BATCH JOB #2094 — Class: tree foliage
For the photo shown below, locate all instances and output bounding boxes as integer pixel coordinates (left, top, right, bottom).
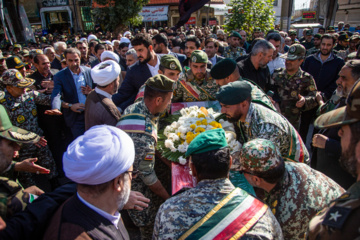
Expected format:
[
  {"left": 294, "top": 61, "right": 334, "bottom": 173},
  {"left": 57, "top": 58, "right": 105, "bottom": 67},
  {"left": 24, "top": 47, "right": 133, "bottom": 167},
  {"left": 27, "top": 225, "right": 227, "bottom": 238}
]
[
  {"left": 88, "top": 0, "right": 148, "bottom": 31},
  {"left": 225, "top": 0, "right": 275, "bottom": 34}
]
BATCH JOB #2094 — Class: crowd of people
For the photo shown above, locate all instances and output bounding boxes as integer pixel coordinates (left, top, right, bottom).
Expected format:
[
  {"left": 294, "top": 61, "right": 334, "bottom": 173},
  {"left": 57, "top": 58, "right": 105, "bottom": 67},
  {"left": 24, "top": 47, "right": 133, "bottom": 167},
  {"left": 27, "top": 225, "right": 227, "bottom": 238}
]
[{"left": 0, "top": 22, "right": 360, "bottom": 239}]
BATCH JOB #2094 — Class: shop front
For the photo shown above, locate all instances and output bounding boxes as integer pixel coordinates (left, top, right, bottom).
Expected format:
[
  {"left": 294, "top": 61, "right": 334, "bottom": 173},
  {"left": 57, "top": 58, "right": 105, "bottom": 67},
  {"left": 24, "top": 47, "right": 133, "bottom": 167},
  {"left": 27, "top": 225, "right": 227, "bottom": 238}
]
[{"left": 140, "top": 6, "right": 169, "bottom": 28}]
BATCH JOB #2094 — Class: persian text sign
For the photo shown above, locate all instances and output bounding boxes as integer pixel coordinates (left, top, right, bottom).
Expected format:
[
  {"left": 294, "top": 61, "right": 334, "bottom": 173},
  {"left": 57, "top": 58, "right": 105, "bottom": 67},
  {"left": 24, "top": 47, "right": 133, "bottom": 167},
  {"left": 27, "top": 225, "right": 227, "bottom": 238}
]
[
  {"left": 140, "top": 6, "right": 169, "bottom": 22},
  {"left": 303, "top": 11, "right": 316, "bottom": 19},
  {"left": 185, "top": 17, "right": 196, "bottom": 25}
]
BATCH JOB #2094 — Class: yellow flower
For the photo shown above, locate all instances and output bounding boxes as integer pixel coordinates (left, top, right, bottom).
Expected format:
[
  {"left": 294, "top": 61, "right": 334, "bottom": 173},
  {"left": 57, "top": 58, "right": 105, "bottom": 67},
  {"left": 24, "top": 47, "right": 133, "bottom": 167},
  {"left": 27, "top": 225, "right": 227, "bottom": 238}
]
[
  {"left": 177, "top": 132, "right": 181, "bottom": 137},
  {"left": 209, "top": 121, "right": 218, "bottom": 127},
  {"left": 201, "top": 119, "right": 207, "bottom": 125},
  {"left": 197, "top": 113, "right": 205, "bottom": 118},
  {"left": 196, "top": 120, "right": 201, "bottom": 125},
  {"left": 190, "top": 124, "right": 196, "bottom": 129},
  {"left": 195, "top": 127, "right": 205, "bottom": 133},
  {"left": 218, "top": 123, "right": 222, "bottom": 128}
]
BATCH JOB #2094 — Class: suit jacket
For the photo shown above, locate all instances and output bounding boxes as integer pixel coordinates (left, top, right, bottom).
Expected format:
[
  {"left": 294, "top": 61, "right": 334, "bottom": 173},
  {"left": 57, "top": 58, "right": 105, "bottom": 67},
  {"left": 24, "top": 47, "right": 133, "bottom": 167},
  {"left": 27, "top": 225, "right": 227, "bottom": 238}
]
[
  {"left": 112, "top": 54, "right": 162, "bottom": 111},
  {"left": 51, "top": 66, "right": 94, "bottom": 128},
  {"left": 51, "top": 58, "right": 62, "bottom": 70},
  {"left": 167, "top": 52, "right": 186, "bottom": 65}
]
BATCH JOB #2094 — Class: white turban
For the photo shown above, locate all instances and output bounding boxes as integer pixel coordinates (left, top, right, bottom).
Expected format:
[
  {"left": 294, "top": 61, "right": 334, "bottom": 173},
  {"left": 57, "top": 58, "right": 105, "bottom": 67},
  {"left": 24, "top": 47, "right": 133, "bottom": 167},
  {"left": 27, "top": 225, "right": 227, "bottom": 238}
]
[
  {"left": 63, "top": 125, "right": 134, "bottom": 185},
  {"left": 87, "top": 34, "right": 97, "bottom": 42},
  {"left": 91, "top": 60, "right": 121, "bottom": 86},
  {"left": 100, "top": 50, "right": 120, "bottom": 63},
  {"left": 105, "top": 40, "right": 112, "bottom": 45},
  {"left": 120, "top": 37, "right": 130, "bottom": 44},
  {"left": 80, "top": 37, "right": 87, "bottom": 42},
  {"left": 124, "top": 31, "right": 131, "bottom": 37}
]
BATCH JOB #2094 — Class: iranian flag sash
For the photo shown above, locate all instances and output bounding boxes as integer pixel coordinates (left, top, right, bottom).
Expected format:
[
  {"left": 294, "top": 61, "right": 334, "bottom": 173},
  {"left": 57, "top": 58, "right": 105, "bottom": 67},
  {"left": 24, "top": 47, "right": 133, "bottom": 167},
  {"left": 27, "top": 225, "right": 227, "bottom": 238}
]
[
  {"left": 285, "top": 127, "right": 307, "bottom": 163},
  {"left": 179, "top": 188, "right": 268, "bottom": 240},
  {"left": 179, "top": 80, "right": 216, "bottom": 101}
]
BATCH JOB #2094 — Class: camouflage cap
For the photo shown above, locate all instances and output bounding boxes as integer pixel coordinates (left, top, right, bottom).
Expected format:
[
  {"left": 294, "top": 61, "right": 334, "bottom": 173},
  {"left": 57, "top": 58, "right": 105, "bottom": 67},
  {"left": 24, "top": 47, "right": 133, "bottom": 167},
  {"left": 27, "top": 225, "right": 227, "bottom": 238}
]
[
  {"left": 315, "top": 80, "right": 360, "bottom": 129},
  {"left": 0, "top": 105, "right": 39, "bottom": 143},
  {"left": 6, "top": 56, "right": 25, "bottom": 69},
  {"left": 216, "top": 81, "right": 252, "bottom": 105},
  {"left": 239, "top": 138, "right": 282, "bottom": 173},
  {"left": 22, "top": 50, "right": 30, "bottom": 57},
  {"left": 280, "top": 44, "right": 306, "bottom": 61},
  {"left": 305, "top": 29, "right": 313, "bottom": 36},
  {"left": 160, "top": 55, "right": 182, "bottom": 72},
  {"left": 29, "top": 49, "right": 43, "bottom": 58},
  {"left": 254, "top": 27, "right": 261, "bottom": 33},
  {"left": 338, "top": 33, "right": 350, "bottom": 42},
  {"left": 350, "top": 35, "right": 360, "bottom": 41},
  {"left": 145, "top": 74, "right": 175, "bottom": 92},
  {"left": 229, "top": 31, "right": 242, "bottom": 40},
  {"left": 1, "top": 69, "right": 34, "bottom": 88},
  {"left": 289, "top": 30, "right": 297, "bottom": 36},
  {"left": 190, "top": 50, "right": 208, "bottom": 63},
  {"left": 41, "top": 37, "right": 47, "bottom": 42},
  {"left": 314, "top": 33, "right": 322, "bottom": 39},
  {"left": 13, "top": 44, "right": 22, "bottom": 50}
]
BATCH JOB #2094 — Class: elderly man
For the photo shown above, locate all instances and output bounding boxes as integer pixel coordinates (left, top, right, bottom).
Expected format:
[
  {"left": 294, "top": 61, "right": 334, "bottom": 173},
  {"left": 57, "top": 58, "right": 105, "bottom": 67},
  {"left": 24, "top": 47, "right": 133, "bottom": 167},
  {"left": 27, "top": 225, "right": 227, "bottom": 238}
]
[
  {"left": 43, "top": 125, "right": 135, "bottom": 239},
  {"left": 154, "top": 129, "right": 283, "bottom": 239},
  {"left": 222, "top": 31, "right": 246, "bottom": 60},
  {"left": 173, "top": 50, "right": 217, "bottom": 102},
  {"left": 85, "top": 60, "right": 121, "bottom": 130},
  {"left": 239, "top": 138, "right": 344, "bottom": 240},
  {"left": 125, "top": 49, "right": 138, "bottom": 68},
  {"left": 237, "top": 40, "right": 275, "bottom": 91},
  {"left": 216, "top": 81, "right": 309, "bottom": 164},
  {"left": 44, "top": 47, "right": 55, "bottom": 64},
  {"left": 307, "top": 80, "right": 360, "bottom": 239},
  {"left": 52, "top": 41, "right": 67, "bottom": 70},
  {"left": 117, "top": 75, "right": 175, "bottom": 239}
]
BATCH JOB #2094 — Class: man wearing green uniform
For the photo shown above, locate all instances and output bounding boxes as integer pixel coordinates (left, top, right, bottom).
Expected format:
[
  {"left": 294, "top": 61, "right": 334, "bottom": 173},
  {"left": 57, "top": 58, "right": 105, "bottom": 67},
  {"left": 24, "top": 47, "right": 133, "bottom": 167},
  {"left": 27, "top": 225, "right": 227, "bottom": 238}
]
[
  {"left": 222, "top": 31, "right": 246, "bottom": 60},
  {"left": 301, "top": 29, "right": 315, "bottom": 50}
]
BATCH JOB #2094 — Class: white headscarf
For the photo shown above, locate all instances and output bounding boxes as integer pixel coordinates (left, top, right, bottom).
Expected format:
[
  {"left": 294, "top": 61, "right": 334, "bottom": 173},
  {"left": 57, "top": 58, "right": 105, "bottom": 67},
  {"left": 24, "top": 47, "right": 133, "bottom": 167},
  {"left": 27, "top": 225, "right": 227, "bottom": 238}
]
[
  {"left": 63, "top": 125, "right": 134, "bottom": 185},
  {"left": 87, "top": 34, "right": 97, "bottom": 43},
  {"left": 91, "top": 60, "right": 121, "bottom": 86}
]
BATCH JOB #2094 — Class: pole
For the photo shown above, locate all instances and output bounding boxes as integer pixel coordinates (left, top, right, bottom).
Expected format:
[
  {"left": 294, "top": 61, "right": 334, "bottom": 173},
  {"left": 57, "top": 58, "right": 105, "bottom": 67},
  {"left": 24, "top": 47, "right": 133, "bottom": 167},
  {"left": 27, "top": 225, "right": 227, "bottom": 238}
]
[{"left": 207, "top": 1, "right": 211, "bottom": 26}]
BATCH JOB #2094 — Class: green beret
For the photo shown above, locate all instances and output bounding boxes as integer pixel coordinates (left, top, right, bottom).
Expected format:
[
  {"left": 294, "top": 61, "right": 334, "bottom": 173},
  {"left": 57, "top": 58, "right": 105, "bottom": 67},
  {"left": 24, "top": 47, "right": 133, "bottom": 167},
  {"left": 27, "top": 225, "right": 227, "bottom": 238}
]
[
  {"left": 229, "top": 31, "right": 242, "bottom": 39},
  {"left": 160, "top": 55, "right": 182, "bottom": 72},
  {"left": 240, "top": 139, "right": 282, "bottom": 173},
  {"left": 190, "top": 50, "right": 208, "bottom": 63},
  {"left": 314, "top": 33, "right": 322, "bottom": 39},
  {"left": 216, "top": 81, "right": 252, "bottom": 105},
  {"left": 145, "top": 74, "right": 175, "bottom": 92},
  {"left": 185, "top": 128, "right": 228, "bottom": 157},
  {"left": 210, "top": 58, "right": 237, "bottom": 80}
]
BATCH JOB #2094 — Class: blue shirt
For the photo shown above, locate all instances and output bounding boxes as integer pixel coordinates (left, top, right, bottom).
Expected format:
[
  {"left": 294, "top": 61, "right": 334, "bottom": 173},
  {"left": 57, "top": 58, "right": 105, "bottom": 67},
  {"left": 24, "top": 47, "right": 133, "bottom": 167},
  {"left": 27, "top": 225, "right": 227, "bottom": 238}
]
[{"left": 71, "top": 69, "right": 87, "bottom": 104}]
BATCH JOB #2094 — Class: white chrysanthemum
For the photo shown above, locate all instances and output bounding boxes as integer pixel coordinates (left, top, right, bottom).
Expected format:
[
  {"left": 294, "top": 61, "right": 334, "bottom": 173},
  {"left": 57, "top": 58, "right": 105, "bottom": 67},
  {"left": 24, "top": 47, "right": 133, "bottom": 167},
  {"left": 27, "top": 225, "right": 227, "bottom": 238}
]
[
  {"left": 180, "top": 132, "right": 186, "bottom": 139},
  {"left": 171, "top": 122, "right": 180, "bottom": 129},
  {"left": 219, "top": 119, "right": 225, "bottom": 124},
  {"left": 170, "top": 146, "right": 177, "bottom": 152},
  {"left": 178, "top": 156, "right": 187, "bottom": 165},
  {"left": 189, "top": 111, "right": 197, "bottom": 118},
  {"left": 177, "top": 143, "right": 188, "bottom": 153},
  {"left": 168, "top": 133, "right": 180, "bottom": 141},
  {"left": 221, "top": 120, "right": 233, "bottom": 129},
  {"left": 165, "top": 139, "right": 175, "bottom": 149},
  {"left": 225, "top": 132, "right": 235, "bottom": 142},
  {"left": 206, "top": 125, "right": 214, "bottom": 131},
  {"left": 180, "top": 108, "right": 187, "bottom": 116},
  {"left": 178, "top": 126, "right": 188, "bottom": 134}
]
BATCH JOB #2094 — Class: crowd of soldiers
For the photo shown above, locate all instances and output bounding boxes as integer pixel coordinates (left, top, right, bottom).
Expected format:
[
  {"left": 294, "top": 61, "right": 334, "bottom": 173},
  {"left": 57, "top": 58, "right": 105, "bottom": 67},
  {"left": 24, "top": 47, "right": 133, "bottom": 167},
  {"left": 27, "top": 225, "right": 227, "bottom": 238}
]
[{"left": 0, "top": 21, "right": 360, "bottom": 239}]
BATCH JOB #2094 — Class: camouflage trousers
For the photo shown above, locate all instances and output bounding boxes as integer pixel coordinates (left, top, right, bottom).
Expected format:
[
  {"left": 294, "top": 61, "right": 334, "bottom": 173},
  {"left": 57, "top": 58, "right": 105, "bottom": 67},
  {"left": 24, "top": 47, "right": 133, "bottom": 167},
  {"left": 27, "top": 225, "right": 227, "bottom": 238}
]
[{"left": 17, "top": 143, "right": 57, "bottom": 188}]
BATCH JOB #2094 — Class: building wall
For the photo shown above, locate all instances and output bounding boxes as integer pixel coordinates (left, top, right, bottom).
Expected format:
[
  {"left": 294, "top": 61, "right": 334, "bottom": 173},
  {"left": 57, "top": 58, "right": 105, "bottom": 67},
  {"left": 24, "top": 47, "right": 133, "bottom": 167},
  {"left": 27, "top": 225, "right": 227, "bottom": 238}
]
[{"left": 336, "top": 0, "right": 360, "bottom": 27}]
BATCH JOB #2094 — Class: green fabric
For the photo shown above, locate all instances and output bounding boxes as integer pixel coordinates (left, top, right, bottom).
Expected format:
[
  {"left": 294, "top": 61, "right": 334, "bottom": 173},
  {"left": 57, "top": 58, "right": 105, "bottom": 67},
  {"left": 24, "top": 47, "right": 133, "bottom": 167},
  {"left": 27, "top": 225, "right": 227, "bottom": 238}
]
[
  {"left": 229, "top": 171, "right": 256, "bottom": 196},
  {"left": 210, "top": 58, "right": 237, "bottom": 80},
  {"left": 160, "top": 55, "right": 182, "bottom": 72},
  {"left": 185, "top": 129, "right": 228, "bottom": 157},
  {"left": 281, "top": 44, "right": 306, "bottom": 60},
  {"left": 230, "top": 31, "right": 242, "bottom": 39},
  {"left": 5, "top": 56, "right": 25, "bottom": 69},
  {"left": 145, "top": 74, "right": 175, "bottom": 92},
  {"left": 216, "top": 81, "right": 252, "bottom": 105},
  {"left": 190, "top": 50, "right": 208, "bottom": 63}
]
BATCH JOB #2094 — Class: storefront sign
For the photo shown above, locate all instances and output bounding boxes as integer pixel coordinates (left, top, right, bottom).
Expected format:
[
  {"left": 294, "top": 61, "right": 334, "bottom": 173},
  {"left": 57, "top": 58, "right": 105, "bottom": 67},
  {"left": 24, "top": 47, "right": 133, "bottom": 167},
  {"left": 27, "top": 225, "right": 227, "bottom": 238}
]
[
  {"left": 209, "top": 19, "right": 217, "bottom": 25},
  {"left": 212, "top": 4, "right": 232, "bottom": 16},
  {"left": 185, "top": 17, "right": 196, "bottom": 25},
  {"left": 140, "top": 6, "right": 169, "bottom": 22},
  {"left": 302, "top": 11, "right": 316, "bottom": 19}
]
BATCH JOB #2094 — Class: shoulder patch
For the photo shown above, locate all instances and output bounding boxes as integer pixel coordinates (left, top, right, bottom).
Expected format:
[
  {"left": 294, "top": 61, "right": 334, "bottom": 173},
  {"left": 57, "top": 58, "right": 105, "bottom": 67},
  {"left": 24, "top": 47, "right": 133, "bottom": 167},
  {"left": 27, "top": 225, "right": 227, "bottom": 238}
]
[
  {"left": 322, "top": 206, "right": 352, "bottom": 229},
  {"left": 144, "top": 153, "right": 155, "bottom": 161}
]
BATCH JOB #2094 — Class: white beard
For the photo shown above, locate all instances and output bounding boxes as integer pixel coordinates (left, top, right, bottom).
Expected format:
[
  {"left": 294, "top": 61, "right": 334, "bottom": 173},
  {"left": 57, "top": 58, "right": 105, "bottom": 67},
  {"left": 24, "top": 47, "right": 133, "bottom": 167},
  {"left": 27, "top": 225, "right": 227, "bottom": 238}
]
[{"left": 117, "top": 177, "right": 131, "bottom": 211}]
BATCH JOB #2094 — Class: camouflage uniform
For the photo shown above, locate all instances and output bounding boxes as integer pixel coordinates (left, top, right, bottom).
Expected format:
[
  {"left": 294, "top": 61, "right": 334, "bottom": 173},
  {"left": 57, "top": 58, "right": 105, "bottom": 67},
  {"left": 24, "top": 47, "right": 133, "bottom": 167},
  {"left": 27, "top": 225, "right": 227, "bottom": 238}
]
[
  {"left": 270, "top": 67, "right": 318, "bottom": 130},
  {"left": 0, "top": 89, "right": 57, "bottom": 187},
  {"left": 117, "top": 100, "right": 164, "bottom": 240},
  {"left": 300, "top": 39, "right": 314, "bottom": 50},
  {"left": 265, "top": 162, "right": 344, "bottom": 239},
  {"left": 307, "top": 181, "right": 360, "bottom": 240},
  {"left": 173, "top": 69, "right": 218, "bottom": 102},
  {"left": 153, "top": 178, "right": 283, "bottom": 239},
  {"left": 306, "top": 47, "right": 319, "bottom": 56},
  {"left": 222, "top": 46, "right": 246, "bottom": 60}
]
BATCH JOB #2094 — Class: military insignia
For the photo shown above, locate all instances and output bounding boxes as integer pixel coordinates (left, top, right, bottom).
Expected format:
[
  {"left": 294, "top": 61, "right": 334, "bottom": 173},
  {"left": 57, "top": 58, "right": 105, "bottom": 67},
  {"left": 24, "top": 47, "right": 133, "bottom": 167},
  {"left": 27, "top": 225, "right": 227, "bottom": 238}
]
[
  {"left": 309, "top": 85, "right": 316, "bottom": 91},
  {"left": 291, "top": 91, "right": 297, "bottom": 97},
  {"left": 323, "top": 206, "right": 351, "bottom": 229},
  {"left": 36, "top": 49, "right": 42, "bottom": 54},
  {"left": 289, "top": 46, "right": 296, "bottom": 54},
  {"left": 8, "top": 131, "right": 37, "bottom": 141},
  {"left": 271, "top": 208, "right": 276, "bottom": 215},
  {"left": 14, "top": 57, "right": 21, "bottom": 64},
  {"left": 272, "top": 200, "right": 278, "bottom": 207},
  {"left": 15, "top": 72, "right": 22, "bottom": 80},
  {"left": 170, "top": 62, "right": 176, "bottom": 70},
  {"left": 144, "top": 153, "right": 155, "bottom": 161},
  {"left": 16, "top": 115, "right": 25, "bottom": 124},
  {"left": 339, "top": 194, "right": 350, "bottom": 199},
  {"left": 31, "top": 109, "right": 37, "bottom": 116},
  {"left": 192, "top": 56, "right": 197, "bottom": 63}
]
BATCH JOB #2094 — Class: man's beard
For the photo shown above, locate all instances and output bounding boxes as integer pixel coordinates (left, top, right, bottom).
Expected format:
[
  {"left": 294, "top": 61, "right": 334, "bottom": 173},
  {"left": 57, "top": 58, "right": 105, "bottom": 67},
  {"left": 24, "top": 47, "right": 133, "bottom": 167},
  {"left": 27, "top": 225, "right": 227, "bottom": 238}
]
[
  {"left": 339, "top": 146, "right": 358, "bottom": 178},
  {"left": 0, "top": 152, "right": 11, "bottom": 173},
  {"left": 226, "top": 113, "right": 242, "bottom": 123},
  {"left": 320, "top": 49, "right": 331, "bottom": 56},
  {"left": 139, "top": 50, "right": 151, "bottom": 64},
  {"left": 117, "top": 177, "right": 131, "bottom": 211}
]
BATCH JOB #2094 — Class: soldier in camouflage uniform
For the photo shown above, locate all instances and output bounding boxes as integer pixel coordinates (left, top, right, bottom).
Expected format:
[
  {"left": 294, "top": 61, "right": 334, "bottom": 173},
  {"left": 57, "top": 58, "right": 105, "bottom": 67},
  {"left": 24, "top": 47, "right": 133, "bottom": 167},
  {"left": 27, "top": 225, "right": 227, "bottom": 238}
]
[
  {"left": 173, "top": 50, "right": 218, "bottom": 102},
  {"left": 270, "top": 44, "right": 319, "bottom": 130},
  {"left": 117, "top": 75, "right": 175, "bottom": 240},
  {"left": 307, "top": 80, "right": 360, "bottom": 239},
  {"left": 0, "top": 105, "right": 44, "bottom": 220},
  {"left": 289, "top": 30, "right": 300, "bottom": 45},
  {"left": 0, "top": 69, "right": 57, "bottom": 188},
  {"left": 300, "top": 29, "right": 314, "bottom": 50},
  {"left": 222, "top": 31, "right": 246, "bottom": 60},
  {"left": 154, "top": 129, "right": 283, "bottom": 239},
  {"left": 306, "top": 33, "right": 322, "bottom": 56},
  {"left": 217, "top": 81, "right": 310, "bottom": 164},
  {"left": 239, "top": 138, "right": 344, "bottom": 240}
]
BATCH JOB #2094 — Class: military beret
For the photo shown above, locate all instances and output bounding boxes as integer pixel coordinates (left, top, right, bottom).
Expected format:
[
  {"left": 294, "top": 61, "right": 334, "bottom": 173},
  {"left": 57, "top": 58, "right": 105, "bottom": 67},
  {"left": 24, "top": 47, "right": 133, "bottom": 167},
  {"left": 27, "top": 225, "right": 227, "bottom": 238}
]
[
  {"left": 314, "top": 33, "right": 322, "bottom": 39},
  {"left": 210, "top": 58, "right": 237, "bottom": 80},
  {"left": 216, "top": 81, "right": 252, "bottom": 105},
  {"left": 254, "top": 27, "right": 261, "bottom": 33},
  {"left": 350, "top": 35, "right": 360, "bottom": 41},
  {"left": 160, "top": 55, "right": 182, "bottom": 72},
  {"left": 145, "top": 74, "right": 175, "bottom": 92},
  {"left": 229, "top": 31, "right": 242, "bottom": 39},
  {"left": 240, "top": 139, "right": 282, "bottom": 173},
  {"left": 185, "top": 128, "right": 228, "bottom": 157},
  {"left": 190, "top": 50, "right": 208, "bottom": 63},
  {"left": 6, "top": 56, "right": 25, "bottom": 69}
]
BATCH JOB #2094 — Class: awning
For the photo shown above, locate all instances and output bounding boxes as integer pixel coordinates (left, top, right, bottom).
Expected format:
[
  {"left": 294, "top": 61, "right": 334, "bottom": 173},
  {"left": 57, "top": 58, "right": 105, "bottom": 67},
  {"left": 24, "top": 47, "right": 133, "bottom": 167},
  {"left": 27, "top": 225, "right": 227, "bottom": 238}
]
[
  {"left": 140, "top": 6, "right": 169, "bottom": 22},
  {"left": 211, "top": 4, "right": 231, "bottom": 16},
  {"left": 40, "top": 6, "right": 73, "bottom": 28}
]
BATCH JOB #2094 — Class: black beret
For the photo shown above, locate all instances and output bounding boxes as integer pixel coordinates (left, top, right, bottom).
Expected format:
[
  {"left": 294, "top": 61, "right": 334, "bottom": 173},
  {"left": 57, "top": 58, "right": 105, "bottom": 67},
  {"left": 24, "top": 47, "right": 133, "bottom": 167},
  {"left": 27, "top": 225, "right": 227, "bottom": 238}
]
[
  {"left": 210, "top": 58, "right": 237, "bottom": 80},
  {"left": 216, "top": 81, "right": 252, "bottom": 105}
]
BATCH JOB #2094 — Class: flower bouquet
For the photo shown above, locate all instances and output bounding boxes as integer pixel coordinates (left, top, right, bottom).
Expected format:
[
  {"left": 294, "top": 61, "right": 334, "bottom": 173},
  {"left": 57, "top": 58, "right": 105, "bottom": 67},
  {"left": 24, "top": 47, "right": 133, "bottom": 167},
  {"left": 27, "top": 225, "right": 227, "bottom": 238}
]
[{"left": 158, "top": 106, "right": 242, "bottom": 167}]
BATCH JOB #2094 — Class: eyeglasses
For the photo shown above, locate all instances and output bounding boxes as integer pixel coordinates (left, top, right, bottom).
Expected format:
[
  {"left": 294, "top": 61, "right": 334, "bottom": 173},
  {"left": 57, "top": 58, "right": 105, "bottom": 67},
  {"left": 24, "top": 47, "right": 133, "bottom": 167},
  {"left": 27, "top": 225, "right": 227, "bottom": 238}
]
[{"left": 125, "top": 170, "right": 139, "bottom": 178}]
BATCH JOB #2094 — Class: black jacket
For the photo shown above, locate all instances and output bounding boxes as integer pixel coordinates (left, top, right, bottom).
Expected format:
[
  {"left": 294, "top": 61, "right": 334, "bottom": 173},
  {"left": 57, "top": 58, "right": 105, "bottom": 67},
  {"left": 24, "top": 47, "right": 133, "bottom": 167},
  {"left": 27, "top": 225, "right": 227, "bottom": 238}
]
[{"left": 237, "top": 55, "right": 270, "bottom": 91}]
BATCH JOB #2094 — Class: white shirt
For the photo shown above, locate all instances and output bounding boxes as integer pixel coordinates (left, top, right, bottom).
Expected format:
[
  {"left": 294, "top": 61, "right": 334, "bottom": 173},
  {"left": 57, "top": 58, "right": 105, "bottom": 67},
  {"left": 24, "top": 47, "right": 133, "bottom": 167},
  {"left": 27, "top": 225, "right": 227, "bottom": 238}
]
[
  {"left": 267, "top": 53, "right": 286, "bottom": 75},
  {"left": 95, "top": 87, "right": 112, "bottom": 99},
  {"left": 147, "top": 56, "right": 160, "bottom": 77},
  {"left": 210, "top": 55, "right": 217, "bottom": 66},
  {"left": 77, "top": 192, "right": 121, "bottom": 229}
]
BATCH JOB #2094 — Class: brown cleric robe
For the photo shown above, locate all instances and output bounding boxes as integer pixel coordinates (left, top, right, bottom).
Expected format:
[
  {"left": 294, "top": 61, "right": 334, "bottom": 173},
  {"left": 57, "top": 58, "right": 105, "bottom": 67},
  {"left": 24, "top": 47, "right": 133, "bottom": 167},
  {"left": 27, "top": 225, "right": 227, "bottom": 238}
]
[{"left": 84, "top": 88, "right": 121, "bottom": 131}]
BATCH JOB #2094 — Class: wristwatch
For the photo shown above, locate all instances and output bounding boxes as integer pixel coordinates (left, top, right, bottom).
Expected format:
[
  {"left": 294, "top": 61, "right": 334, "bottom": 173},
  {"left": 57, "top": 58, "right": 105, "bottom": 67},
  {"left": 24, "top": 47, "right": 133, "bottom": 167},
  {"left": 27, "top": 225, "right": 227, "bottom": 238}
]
[{"left": 68, "top": 103, "right": 73, "bottom": 108}]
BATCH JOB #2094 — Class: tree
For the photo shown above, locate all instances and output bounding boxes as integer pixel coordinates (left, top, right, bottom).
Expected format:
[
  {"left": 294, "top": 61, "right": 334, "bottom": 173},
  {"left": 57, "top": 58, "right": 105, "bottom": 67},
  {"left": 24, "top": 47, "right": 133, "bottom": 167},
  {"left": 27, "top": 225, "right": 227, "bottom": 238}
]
[
  {"left": 87, "top": 0, "right": 148, "bottom": 32},
  {"left": 225, "top": 0, "right": 275, "bottom": 35}
]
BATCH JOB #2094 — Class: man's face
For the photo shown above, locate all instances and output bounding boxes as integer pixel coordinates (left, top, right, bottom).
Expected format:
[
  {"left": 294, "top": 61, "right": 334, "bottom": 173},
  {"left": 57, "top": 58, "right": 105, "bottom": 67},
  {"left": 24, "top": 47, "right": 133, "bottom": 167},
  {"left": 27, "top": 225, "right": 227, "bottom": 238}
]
[
  {"left": 314, "top": 38, "right": 321, "bottom": 47},
  {"left": 205, "top": 42, "right": 217, "bottom": 58},
  {"left": 258, "top": 49, "right": 274, "bottom": 67},
  {"left": 125, "top": 34, "right": 131, "bottom": 39},
  {"left": 185, "top": 41, "right": 197, "bottom": 58},
  {"left": 285, "top": 58, "right": 303, "bottom": 73},
  {"left": 338, "top": 23, "right": 344, "bottom": 30},
  {"left": 285, "top": 38, "right": 291, "bottom": 46},
  {"left": 230, "top": 37, "right": 240, "bottom": 48},
  {"left": 46, "top": 48, "right": 55, "bottom": 62},
  {"left": 179, "top": 34, "right": 186, "bottom": 41},
  {"left": 34, "top": 55, "right": 51, "bottom": 76},
  {"left": 57, "top": 45, "right": 66, "bottom": 55},
  {"left": 217, "top": 34, "right": 224, "bottom": 41},
  {"left": 134, "top": 44, "right": 151, "bottom": 64},
  {"left": 114, "top": 42, "right": 119, "bottom": 51},
  {"left": 305, "top": 35, "right": 313, "bottom": 42},
  {"left": 152, "top": 39, "right": 163, "bottom": 54},
  {"left": 7, "top": 85, "right": 26, "bottom": 98},
  {"left": 13, "top": 48, "right": 20, "bottom": 54},
  {"left": 66, "top": 53, "right": 81, "bottom": 73},
  {"left": 96, "top": 48, "right": 105, "bottom": 61},
  {"left": 215, "top": 77, "right": 231, "bottom": 87},
  {"left": 320, "top": 38, "right": 334, "bottom": 56},
  {"left": 120, "top": 47, "right": 129, "bottom": 58},
  {"left": 336, "top": 66, "right": 356, "bottom": 97},
  {"left": 268, "top": 39, "right": 280, "bottom": 57},
  {"left": 240, "top": 31, "right": 247, "bottom": 44},
  {"left": 0, "top": 138, "right": 20, "bottom": 173},
  {"left": 290, "top": 34, "right": 296, "bottom": 41},
  {"left": 126, "top": 54, "right": 136, "bottom": 66},
  {"left": 162, "top": 69, "right": 181, "bottom": 81},
  {"left": 76, "top": 43, "right": 88, "bottom": 59},
  {"left": 254, "top": 32, "right": 261, "bottom": 38},
  {"left": 338, "top": 124, "right": 358, "bottom": 177},
  {"left": 220, "top": 103, "right": 243, "bottom": 122},
  {"left": 350, "top": 40, "right": 359, "bottom": 50},
  {"left": 117, "top": 169, "right": 132, "bottom": 211},
  {"left": 318, "top": 29, "right": 325, "bottom": 34},
  {"left": 190, "top": 62, "right": 206, "bottom": 80},
  {"left": 339, "top": 40, "right": 349, "bottom": 48},
  {"left": 111, "top": 77, "right": 120, "bottom": 95}
]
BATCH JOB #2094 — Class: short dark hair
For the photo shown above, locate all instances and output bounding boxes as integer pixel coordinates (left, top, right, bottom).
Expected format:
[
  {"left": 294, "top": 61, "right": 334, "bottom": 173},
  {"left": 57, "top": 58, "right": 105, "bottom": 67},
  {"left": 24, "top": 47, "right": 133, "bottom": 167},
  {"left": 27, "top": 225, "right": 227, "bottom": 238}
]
[
  {"left": 33, "top": 54, "right": 48, "bottom": 64},
  {"left": 152, "top": 34, "right": 168, "bottom": 48},
  {"left": 321, "top": 34, "right": 336, "bottom": 45},
  {"left": 144, "top": 84, "right": 169, "bottom": 100},
  {"left": 251, "top": 159, "right": 285, "bottom": 184},
  {"left": 205, "top": 38, "right": 219, "bottom": 48},
  {"left": 266, "top": 33, "right": 282, "bottom": 42},
  {"left": 131, "top": 34, "right": 153, "bottom": 48},
  {"left": 76, "top": 41, "right": 87, "bottom": 47},
  {"left": 89, "top": 41, "right": 97, "bottom": 49},
  {"left": 64, "top": 48, "right": 81, "bottom": 58},
  {"left": 94, "top": 44, "right": 105, "bottom": 54},
  {"left": 172, "top": 38, "right": 182, "bottom": 47},
  {"left": 191, "top": 147, "right": 231, "bottom": 180},
  {"left": 119, "top": 42, "right": 129, "bottom": 50},
  {"left": 186, "top": 35, "right": 201, "bottom": 49}
]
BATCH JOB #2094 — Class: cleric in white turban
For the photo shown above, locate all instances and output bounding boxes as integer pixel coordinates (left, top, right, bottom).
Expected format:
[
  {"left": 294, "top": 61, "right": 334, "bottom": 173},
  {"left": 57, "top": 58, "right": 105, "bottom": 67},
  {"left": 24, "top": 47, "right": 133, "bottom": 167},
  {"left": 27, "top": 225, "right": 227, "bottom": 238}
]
[
  {"left": 100, "top": 50, "right": 120, "bottom": 63},
  {"left": 87, "top": 34, "right": 97, "bottom": 43},
  {"left": 84, "top": 60, "right": 122, "bottom": 130}
]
